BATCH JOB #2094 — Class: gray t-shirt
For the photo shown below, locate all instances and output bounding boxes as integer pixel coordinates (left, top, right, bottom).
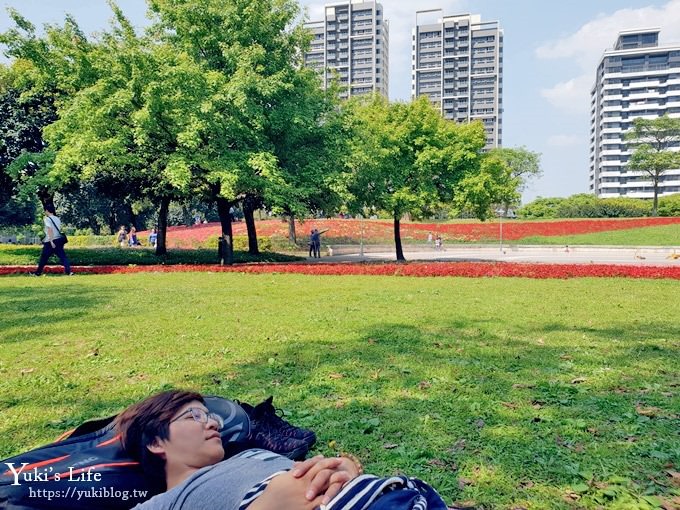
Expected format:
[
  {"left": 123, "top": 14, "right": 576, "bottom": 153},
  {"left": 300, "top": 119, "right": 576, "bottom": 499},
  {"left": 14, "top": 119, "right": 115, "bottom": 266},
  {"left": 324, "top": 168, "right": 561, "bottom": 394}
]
[{"left": 132, "top": 449, "right": 293, "bottom": 510}]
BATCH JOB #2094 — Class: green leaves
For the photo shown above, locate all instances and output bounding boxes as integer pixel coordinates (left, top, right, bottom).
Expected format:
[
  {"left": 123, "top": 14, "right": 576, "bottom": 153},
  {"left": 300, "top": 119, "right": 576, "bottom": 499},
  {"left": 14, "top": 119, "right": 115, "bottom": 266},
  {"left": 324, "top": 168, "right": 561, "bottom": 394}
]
[{"left": 344, "top": 96, "right": 486, "bottom": 258}]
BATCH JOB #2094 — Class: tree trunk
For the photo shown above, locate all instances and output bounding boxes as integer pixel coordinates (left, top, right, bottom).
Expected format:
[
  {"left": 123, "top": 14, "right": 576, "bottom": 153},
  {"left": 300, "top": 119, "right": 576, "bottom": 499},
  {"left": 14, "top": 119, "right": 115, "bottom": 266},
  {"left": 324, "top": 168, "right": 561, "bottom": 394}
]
[
  {"left": 652, "top": 179, "right": 659, "bottom": 217},
  {"left": 243, "top": 195, "right": 259, "bottom": 255},
  {"left": 128, "top": 203, "right": 139, "bottom": 230},
  {"left": 107, "top": 201, "right": 117, "bottom": 234},
  {"left": 287, "top": 214, "right": 297, "bottom": 246},
  {"left": 156, "top": 197, "right": 170, "bottom": 256},
  {"left": 393, "top": 212, "right": 405, "bottom": 262},
  {"left": 216, "top": 196, "right": 234, "bottom": 265}
]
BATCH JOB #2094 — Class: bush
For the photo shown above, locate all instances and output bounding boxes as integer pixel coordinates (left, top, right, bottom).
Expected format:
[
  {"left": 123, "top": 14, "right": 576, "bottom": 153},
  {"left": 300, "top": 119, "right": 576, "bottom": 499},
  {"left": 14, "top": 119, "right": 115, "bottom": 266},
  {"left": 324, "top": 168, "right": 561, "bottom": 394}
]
[
  {"left": 192, "top": 235, "right": 272, "bottom": 251},
  {"left": 516, "top": 197, "right": 565, "bottom": 219},
  {"left": 658, "top": 193, "right": 680, "bottom": 216},
  {"left": 67, "top": 235, "right": 119, "bottom": 247},
  {"left": 519, "top": 194, "right": 652, "bottom": 218}
]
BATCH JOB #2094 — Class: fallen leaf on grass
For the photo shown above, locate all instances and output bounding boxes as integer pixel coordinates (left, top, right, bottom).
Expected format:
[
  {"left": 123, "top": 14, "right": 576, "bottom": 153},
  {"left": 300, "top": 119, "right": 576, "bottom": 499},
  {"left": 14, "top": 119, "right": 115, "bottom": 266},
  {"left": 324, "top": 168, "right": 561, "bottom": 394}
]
[
  {"left": 449, "top": 501, "right": 476, "bottom": 510},
  {"left": 571, "top": 377, "right": 587, "bottom": 384},
  {"left": 458, "top": 478, "right": 476, "bottom": 490},
  {"left": 427, "top": 458, "right": 457, "bottom": 471},
  {"left": 563, "top": 491, "right": 581, "bottom": 502},
  {"left": 382, "top": 443, "right": 399, "bottom": 449},
  {"left": 517, "top": 480, "right": 534, "bottom": 489},
  {"left": 536, "top": 338, "right": 545, "bottom": 345},
  {"left": 636, "top": 404, "right": 664, "bottom": 417},
  {"left": 418, "top": 381, "right": 431, "bottom": 390},
  {"left": 329, "top": 373, "right": 344, "bottom": 379},
  {"left": 512, "top": 383, "right": 535, "bottom": 389},
  {"left": 20, "top": 368, "right": 34, "bottom": 375},
  {"left": 449, "top": 439, "right": 466, "bottom": 453},
  {"left": 559, "top": 354, "right": 573, "bottom": 361},
  {"left": 667, "top": 470, "right": 680, "bottom": 487}
]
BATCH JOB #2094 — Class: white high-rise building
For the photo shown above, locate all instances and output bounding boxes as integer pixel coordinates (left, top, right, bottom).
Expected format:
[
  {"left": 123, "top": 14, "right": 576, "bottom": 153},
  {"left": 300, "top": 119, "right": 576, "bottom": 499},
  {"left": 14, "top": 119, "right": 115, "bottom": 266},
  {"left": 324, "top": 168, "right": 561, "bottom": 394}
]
[
  {"left": 590, "top": 29, "right": 680, "bottom": 198},
  {"left": 304, "top": 1, "right": 389, "bottom": 99},
  {"left": 412, "top": 11, "right": 503, "bottom": 150}
]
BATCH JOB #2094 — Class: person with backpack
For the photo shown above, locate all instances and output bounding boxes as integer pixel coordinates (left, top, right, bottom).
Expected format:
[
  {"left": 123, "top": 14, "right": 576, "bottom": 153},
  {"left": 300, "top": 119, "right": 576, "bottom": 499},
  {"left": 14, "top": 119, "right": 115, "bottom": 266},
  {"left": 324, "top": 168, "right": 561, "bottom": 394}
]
[
  {"left": 116, "top": 390, "right": 448, "bottom": 510},
  {"left": 31, "top": 204, "right": 73, "bottom": 276}
]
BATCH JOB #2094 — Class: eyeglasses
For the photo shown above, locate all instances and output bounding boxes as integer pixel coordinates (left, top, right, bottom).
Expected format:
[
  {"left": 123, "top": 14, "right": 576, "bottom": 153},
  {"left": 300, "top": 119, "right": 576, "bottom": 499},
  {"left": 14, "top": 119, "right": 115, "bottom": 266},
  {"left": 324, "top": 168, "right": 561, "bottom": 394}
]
[{"left": 169, "top": 407, "right": 224, "bottom": 429}]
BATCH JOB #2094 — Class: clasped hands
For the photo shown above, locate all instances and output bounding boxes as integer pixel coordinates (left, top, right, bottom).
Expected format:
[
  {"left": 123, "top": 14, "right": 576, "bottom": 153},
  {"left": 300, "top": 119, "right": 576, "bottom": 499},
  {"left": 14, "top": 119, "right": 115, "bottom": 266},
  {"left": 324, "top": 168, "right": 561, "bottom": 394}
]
[{"left": 249, "top": 454, "right": 361, "bottom": 509}]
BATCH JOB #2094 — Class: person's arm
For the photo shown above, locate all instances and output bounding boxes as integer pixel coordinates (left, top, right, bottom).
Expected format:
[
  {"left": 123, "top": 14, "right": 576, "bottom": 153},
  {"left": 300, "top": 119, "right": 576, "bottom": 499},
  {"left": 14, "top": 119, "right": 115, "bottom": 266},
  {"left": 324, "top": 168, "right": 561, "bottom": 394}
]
[
  {"left": 246, "top": 470, "right": 323, "bottom": 510},
  {"left": 291, "top": 454, "right": 361, "bottom": 505}
]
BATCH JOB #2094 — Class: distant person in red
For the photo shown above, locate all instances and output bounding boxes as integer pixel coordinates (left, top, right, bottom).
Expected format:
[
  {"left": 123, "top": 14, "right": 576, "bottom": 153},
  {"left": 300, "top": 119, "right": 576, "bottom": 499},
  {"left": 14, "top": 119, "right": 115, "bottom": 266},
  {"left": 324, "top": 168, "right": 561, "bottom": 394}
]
[{"left": 31, "top": 204, "right": 73, "bottom": 276}]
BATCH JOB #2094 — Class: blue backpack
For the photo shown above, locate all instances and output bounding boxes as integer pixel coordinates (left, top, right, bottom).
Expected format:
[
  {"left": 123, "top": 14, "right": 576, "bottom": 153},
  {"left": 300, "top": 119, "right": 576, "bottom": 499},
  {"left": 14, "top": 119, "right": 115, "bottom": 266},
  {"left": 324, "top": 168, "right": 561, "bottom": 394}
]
[{"left": 0, "top": 397, "right": 250, "bottom": 510}]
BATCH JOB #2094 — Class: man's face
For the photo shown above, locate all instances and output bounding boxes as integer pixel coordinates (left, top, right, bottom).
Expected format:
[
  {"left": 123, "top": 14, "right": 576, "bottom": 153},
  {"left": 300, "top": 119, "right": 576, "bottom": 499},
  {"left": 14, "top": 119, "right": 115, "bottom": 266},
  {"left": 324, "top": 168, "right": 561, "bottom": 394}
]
[{"left": 152, "top": 400, "right": 224, "bottom": 470}]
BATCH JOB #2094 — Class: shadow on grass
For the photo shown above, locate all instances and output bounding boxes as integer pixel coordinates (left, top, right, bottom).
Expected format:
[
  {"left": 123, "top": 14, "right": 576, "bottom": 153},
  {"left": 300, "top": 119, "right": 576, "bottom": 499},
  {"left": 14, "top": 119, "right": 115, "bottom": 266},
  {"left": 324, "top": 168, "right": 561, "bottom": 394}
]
[
  {"left": 2, "top": 313, "right": 677, "bottom": 506},
  {"left": 0, "top": 284, "right": 116, "bottom": 344},
  {"left": 181, "top": 319, "right": 678, "bottom": 505}
]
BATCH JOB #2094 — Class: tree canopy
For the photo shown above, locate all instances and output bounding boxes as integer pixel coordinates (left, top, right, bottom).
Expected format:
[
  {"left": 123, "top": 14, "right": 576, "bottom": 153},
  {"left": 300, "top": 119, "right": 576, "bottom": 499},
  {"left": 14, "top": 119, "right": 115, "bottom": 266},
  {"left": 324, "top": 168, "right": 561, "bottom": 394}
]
[{"left": 625, "top": 115, "right": 680, "bottom": 216}]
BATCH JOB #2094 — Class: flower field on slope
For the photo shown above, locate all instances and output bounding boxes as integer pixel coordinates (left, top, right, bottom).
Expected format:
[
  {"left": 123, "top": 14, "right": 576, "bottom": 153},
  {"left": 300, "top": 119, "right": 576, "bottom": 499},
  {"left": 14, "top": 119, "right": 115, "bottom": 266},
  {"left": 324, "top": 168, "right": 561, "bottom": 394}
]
[
  {"left": 151, "top": 217, "right": 680, "bottom": 247},
  {"left": 3, "top": 261, "right": 680, "bottom": 279}
]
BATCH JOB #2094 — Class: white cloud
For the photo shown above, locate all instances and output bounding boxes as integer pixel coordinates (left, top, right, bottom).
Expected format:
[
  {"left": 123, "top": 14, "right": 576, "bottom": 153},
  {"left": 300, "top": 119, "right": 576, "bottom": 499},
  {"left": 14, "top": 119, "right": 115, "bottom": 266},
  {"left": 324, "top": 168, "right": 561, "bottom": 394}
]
[
  {"left": 540, "top": 74, "right": 593, "bottom": 114},
  {"left": 535, "top": 0, "right": 680, "bottom": 114},
  {"left": 546, "top": 134, "right": 582, "bottom": 147}
]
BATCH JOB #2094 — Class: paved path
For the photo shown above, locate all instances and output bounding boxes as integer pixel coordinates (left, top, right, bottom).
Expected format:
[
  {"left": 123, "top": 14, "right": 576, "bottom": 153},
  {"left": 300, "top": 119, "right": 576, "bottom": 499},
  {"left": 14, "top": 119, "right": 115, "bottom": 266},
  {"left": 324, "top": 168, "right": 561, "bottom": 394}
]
[{"left": 312, "top": 245, "right": 680, "bottom": 266}]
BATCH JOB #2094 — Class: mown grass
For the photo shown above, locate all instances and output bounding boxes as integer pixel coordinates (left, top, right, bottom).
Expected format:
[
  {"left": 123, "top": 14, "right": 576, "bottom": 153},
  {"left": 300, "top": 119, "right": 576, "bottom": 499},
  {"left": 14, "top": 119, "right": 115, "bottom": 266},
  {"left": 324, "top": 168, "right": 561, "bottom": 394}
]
[
  {"left": 0, "top": 245, "right": 301, "bottom": 266},
  {"left": 515, "top": 224, "right": 680, "bottom": 247},
  {"left": 1, "top": 274, "right": 679, "bottom": 509}
]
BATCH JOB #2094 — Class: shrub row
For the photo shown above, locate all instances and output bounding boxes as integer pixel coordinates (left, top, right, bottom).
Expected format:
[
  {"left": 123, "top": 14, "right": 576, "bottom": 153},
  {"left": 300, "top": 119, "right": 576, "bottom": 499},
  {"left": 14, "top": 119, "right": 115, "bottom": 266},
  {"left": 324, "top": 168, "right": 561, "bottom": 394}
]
[{"left": 517, "top": 193, "right": 680, "bottom": 219}]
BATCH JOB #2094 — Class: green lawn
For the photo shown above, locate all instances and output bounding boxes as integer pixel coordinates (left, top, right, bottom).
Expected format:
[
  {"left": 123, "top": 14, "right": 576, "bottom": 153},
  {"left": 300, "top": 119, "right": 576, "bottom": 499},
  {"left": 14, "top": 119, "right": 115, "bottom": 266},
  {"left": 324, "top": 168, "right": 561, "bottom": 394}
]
[
  {"left": 516, "top": 224, "right": 680, "bottom": 246},
  {"left": 0, "top": 245, "right": 300, "bottom": 266},
  {"left": 1, "top": 273, "right": 678, "bottom": 509}
]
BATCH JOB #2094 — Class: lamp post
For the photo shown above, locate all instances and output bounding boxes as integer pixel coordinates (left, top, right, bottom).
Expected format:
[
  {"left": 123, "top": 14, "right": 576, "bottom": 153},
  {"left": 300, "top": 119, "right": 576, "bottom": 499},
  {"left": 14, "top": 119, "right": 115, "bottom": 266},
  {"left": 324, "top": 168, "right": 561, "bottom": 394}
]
[
  {"left": 359, "top": 213, "right": 365, "bottom": 257},
  {"left": 498, "top": 208, "right": 504, "bottom": 253}
]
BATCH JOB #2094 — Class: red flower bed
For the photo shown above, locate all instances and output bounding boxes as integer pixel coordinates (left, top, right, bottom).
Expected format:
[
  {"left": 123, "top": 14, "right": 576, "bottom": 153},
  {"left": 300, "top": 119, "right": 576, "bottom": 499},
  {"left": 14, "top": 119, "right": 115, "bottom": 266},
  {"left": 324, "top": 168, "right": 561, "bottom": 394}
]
[
  {"left": 4, "top": 262, "right": 680, "bottom": 279},
  {"left": 148, "top": 217, "right": 680, "bottom": 247}
]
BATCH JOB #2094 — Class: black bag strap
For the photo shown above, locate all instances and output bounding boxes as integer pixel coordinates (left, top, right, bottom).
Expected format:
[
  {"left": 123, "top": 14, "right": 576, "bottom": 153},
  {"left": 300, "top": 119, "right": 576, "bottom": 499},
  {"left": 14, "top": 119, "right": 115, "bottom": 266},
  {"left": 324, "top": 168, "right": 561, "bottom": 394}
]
[{"left": 47, "top": 216, "right": 63, "bottom": 236}]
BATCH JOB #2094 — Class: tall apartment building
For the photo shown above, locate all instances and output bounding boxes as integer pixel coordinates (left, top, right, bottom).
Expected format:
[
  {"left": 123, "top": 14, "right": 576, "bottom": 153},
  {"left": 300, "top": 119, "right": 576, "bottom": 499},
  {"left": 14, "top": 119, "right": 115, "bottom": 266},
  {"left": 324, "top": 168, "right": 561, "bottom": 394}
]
[
  {"left": 590, "top": 29, "right": 680, "bottom": 198},
  {"left": 412, "top": 11, "right": 503, "bottom": 150},
  {"left": 304, "top": 1, "right": 389, "bottom": 99}
]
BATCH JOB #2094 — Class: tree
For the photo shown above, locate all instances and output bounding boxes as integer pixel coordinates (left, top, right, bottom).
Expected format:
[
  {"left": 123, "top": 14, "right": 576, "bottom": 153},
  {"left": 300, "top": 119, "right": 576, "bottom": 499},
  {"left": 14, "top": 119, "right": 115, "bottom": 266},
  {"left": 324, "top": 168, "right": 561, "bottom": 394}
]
[
  {"left": 0, "top": 9, "right": 103, "bottom": 220},
  {"left": 625, "top": 115, "right": 680, "bottom": 216},
  {"left": 266, "top": 72, "right": 347, "bottom": 246},
  {"left": 488, "top": 146, "right": 542, "bottom": 214},
  {"left": 453, "top": 153, "right": 520, "bottom": 221},
  {"left": 345, "top": 95, "right": 485, "bottom": 261},
  {"left": 41, "top": 7, "right": 231, "bottom": 255},
  {"left": 147, "top": 0, "right": 317, "bottom": 258}
]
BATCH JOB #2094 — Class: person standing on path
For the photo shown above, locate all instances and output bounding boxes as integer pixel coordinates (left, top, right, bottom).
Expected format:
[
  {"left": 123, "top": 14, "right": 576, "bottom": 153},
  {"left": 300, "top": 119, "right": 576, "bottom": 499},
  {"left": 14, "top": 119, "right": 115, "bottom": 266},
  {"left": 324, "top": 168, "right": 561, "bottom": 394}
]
[
  {"left": 310, "top": 229, "right": 320, "bottom": 258},
  {"left": 31, "top": 205, "right": 72, "bottom": 276}
]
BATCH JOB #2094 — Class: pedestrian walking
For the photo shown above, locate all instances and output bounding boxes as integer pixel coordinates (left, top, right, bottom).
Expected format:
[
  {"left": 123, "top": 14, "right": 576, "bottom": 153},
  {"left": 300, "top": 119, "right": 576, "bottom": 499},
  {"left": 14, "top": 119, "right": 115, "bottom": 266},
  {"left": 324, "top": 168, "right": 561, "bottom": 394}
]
[{"left": 31, "top": 205, "right": 72, "bottom": 276}]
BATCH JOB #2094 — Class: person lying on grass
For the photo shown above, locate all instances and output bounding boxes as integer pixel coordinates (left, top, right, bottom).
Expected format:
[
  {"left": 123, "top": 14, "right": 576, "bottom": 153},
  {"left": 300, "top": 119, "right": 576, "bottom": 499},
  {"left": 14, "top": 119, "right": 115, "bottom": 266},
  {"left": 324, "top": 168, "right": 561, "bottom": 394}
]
[{"left": 116, "top": 389, "right": 447, "bottom": 510}]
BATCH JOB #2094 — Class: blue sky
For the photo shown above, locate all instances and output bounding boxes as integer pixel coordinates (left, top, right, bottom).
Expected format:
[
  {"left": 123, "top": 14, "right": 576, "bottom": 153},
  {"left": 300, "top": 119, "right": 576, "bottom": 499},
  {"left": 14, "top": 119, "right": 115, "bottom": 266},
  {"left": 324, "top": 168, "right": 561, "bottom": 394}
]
[{"left": 2, "top": 0, "right": 680, "bottom": 202}]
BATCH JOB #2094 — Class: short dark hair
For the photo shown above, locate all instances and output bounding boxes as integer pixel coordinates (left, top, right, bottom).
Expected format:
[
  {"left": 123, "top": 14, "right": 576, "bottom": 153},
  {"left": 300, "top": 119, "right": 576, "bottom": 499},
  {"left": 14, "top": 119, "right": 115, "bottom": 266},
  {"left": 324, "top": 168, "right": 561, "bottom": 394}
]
[
  {"left": 116, "top": 390, "right": 204, "bottom": 491},
  {"left": 44, "top": 204, "right": 56, "bottom": 214}
]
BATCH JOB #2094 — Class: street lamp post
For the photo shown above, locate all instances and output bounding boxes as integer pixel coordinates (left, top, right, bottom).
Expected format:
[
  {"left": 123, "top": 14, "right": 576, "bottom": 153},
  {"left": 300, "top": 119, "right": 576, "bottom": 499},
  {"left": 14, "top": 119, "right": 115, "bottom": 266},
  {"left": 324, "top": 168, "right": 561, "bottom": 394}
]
[
  {"left": 499, "top": 209, "right": 504, "bottom": 253},
  {"left": 359, "top": 214, "right": 365, "bottom": 257}
]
